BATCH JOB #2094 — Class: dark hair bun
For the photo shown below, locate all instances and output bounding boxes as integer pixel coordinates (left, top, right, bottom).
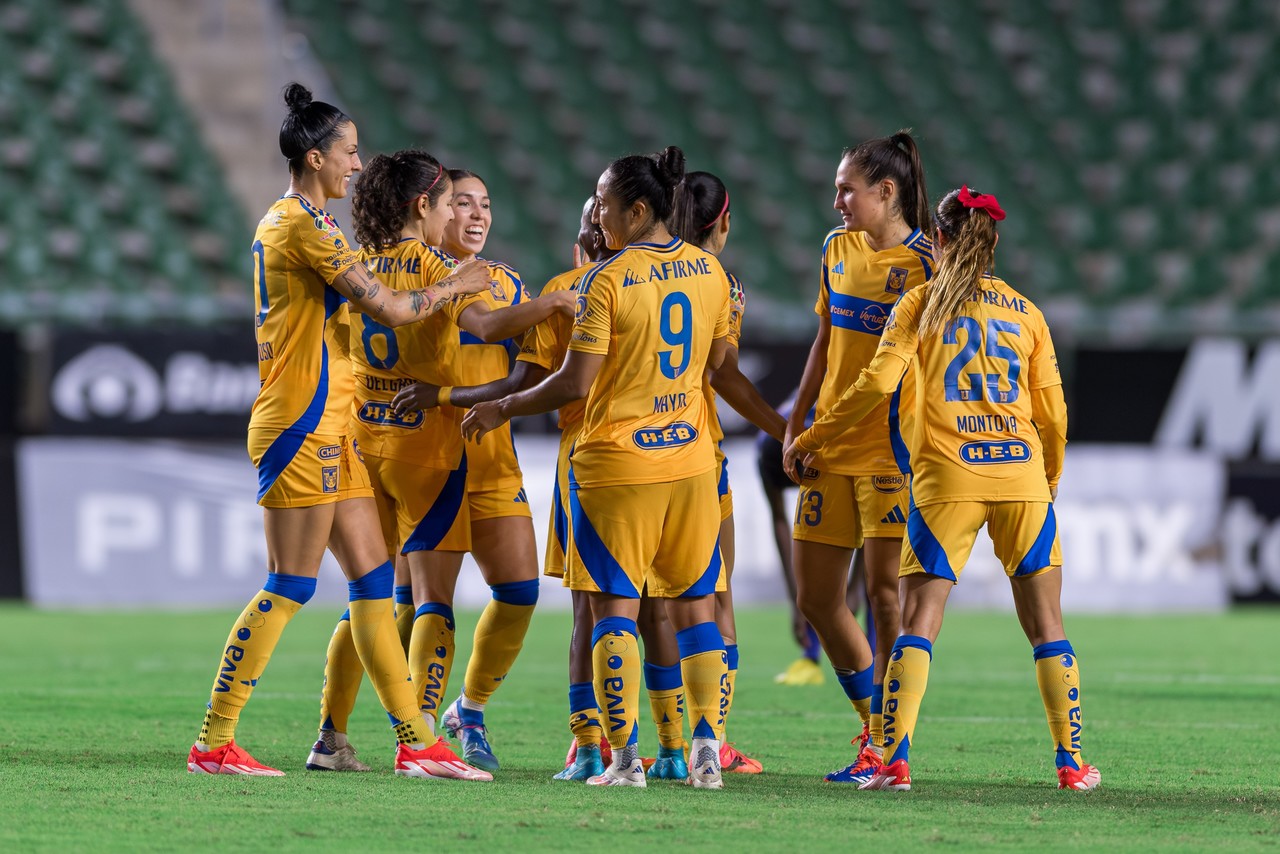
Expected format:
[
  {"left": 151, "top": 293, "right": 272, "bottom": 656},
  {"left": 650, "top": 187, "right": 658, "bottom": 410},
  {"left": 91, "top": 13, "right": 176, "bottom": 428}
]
[
  {"left": 654, "top": 146, "right": 686, "bottom": 191},
  {"left": 283, "top": 82, "right": 313, "bottom": 113}
]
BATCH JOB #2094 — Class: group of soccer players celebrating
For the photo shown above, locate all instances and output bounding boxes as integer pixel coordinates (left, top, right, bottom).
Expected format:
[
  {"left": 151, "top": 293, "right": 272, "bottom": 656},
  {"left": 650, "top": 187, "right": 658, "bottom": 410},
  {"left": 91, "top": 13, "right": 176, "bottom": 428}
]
[{"left": 186, "top": 82, "right": 1100, "bottom": 792}]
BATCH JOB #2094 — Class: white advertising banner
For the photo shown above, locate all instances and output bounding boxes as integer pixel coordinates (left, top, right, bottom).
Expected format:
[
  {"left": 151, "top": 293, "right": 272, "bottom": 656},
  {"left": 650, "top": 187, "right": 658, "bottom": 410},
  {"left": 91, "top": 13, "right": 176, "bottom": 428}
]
[{"left": 18, "top": 437, "right": 1227, "bottom": 611}]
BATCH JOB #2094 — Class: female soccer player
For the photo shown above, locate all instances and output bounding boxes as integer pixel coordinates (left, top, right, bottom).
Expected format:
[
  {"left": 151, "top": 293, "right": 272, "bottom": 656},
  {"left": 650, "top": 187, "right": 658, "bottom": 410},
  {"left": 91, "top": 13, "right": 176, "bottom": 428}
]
[
  {"left": 186, "top": 84, "right": 492, "bottom": 777},
  {"left": 784, "top": 131, "right": 933, "bottom": 784},
  {"left": 667, "top": 171, "right": 786, "bottom": 774},
  {"left": 785, "top": 186, "right": 1100, "bottom": 792},
  {"left": 309, "top": 166, "right": 572, "bottom": 776},
  {"left": 463, "top": 147, "right": 734, "bottom": 789}
]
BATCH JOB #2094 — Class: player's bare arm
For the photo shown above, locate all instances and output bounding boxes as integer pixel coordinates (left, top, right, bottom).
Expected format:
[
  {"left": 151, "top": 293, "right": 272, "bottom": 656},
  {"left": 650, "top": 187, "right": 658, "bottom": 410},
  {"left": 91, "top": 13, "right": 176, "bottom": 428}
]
[
  {"left": 462, "top": 350, "right": 603, "bottom": 442},
  {"left": 709, "top": 345, "right": 786, "bottom": 441},
  {"left": 332, "top": 258, "right": 492, "bottom": 326},
  {"left": 457, "top": 289, "right": 574, "bottom": 343}
]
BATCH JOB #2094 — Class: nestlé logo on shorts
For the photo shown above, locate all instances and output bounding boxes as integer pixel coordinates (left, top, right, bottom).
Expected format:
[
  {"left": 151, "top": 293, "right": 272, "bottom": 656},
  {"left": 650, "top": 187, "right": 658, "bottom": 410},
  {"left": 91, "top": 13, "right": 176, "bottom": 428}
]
[{"left": 872, "top": 474, "right": 906, "bottom": 494}]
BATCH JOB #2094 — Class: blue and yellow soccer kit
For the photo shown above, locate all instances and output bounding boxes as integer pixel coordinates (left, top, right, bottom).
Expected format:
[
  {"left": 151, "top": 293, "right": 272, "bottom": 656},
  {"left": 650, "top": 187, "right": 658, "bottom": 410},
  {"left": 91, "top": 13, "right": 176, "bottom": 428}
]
[
  {"left": 350, "top": 239, "right": 470, "bottom": 555},
  {"left": 442, "top": 260, "right": 533, "bottom": 521},
  {"left": 704, "top": 271, "right": 747, "bottom": 523},
  {"left": 249, "top": 194, "right": 372, "bottom": 508},
  {"left": 565, "top": 237, "right": 731, "bottom": 599},
  {"left": 792, "top": 227, "right": 933, "bottom": 547},
  {"left": 794, "top": 274, "right": 1068, "bottom": 580},
  {"left": 515, "top": 266, "right": 588, "bottom": 580}
]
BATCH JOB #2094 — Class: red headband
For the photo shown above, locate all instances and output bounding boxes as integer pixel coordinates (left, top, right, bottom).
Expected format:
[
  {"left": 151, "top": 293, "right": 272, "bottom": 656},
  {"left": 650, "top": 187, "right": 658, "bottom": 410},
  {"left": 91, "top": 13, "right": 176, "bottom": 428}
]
[
  {"left": 401, "top": 166, "right": 446, "bottom": 207},
  {"left": 701, "top": 190, "right": 730, "bottom": 230},
  {"left": 958, "top": 185, "right": 1005, "bottom": 221}
]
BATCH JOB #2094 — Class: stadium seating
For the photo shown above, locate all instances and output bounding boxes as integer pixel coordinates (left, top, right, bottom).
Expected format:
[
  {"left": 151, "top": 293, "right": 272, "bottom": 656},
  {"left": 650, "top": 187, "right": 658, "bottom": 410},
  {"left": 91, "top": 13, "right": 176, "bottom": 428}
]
[
  {"left": 0, "top": 0, "right": 251, "bottom": 325},
  {"left": 276, "top": 0, "right": 1280, "bottom": 336}
]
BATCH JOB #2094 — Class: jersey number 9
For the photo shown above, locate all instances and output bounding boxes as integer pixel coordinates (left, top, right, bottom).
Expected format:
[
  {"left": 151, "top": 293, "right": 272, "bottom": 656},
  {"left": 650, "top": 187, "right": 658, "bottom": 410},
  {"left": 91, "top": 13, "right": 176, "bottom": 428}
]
[
  {"left": 659, "top": 291, "right": 692, "bottom": 380},
  {"left": 943, "top": 318, "right": 1021, "bottom": 404}
]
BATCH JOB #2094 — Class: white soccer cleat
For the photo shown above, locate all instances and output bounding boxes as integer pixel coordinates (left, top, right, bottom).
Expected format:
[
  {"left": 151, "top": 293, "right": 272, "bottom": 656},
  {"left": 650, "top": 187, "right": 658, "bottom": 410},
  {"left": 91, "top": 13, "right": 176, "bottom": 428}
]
[
  {"left": 306, "top": 730, "right": 372, "bottom": 772},
  {"left": 686, "top": 739, "right": 723, "bottom": 789}
]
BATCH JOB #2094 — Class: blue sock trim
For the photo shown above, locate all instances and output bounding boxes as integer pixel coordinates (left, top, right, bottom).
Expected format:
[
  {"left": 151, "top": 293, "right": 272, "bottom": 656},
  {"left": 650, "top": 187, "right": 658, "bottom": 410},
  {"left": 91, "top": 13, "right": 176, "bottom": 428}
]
[
  {"left": 263, "top": 572, "right": 316, "bottom": 605},
  {"left": 692, "top": 717, "right": 716, "bottom": 739},
  {"left": 836, "top": 664, "right": 874, "bottom": 702},
  {"left": 1033, "top": 639, "right": 1076, "bottom": 661},
  {"left": 894, "top": 634, "right": 934, "bottom": 660},
  {"left": 569, "top": 681, "right": 597, "bottom": 712},
  {"left": 871, "top": 683, "right": 884, "bottom": 715},
  {"left": 393, "top": 584, "right": 413, "bottom": 606},
  {"left": 803, "top": 624, "right": 821, "bottom": 661},
  {"left": 347, "top": 561, "right": 394, "bottom": 601},
  {"left": 491, "top": 578, "right": 540, "bottom": 606},
  {"left": 1056, "top": 744, "right": 1080, "bottom": 770},
  {"left": 726, "top": 643, "right": 740, "bottom": 671},
  {"left": 675, "top": 622, "right": 723, "bottom": 660},
  {"left": 591, "top": 616, "right": 638, "bottom": 647},
  {"left": 339, "top": 609, "right": 350, "bottom": 622},
  {"left": 414, "top": 602, "right": 455, "bottom": 631},
  {"left": 643, "top": 661, "right": 683, "bottom": 692}
]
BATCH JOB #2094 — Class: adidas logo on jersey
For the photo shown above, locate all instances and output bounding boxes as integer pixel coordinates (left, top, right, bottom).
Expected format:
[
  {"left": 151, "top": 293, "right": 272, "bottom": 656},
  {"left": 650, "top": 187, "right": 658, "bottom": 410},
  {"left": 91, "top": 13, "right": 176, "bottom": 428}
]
[
  {"left": 880, "top": 506, "right": 906, "bottom": 524},
  {"left": 831, "top": 261, "right": 845, "bottom": 275}
]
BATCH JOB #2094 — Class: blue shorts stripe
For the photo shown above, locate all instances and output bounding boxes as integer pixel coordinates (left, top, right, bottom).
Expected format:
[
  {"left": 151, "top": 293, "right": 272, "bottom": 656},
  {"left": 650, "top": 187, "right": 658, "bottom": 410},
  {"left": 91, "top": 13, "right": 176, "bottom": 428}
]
[
  {"left": 403, "top": 454, "right": 468, "bottom": 553},
  {"left": 255, "top": 340, "right": 331, "bottom": 501},
  {"left": 551, "top": 463, "right": 568, "bottom": 558},
  {"left": 1015, "top": 504, "right": 1058, "bottom": 576},
  {"left": 888, "top": 383, "right": 912, "bottom": 476},
  {"left": 717, "top": 451, "right": 729, "bottom": 498},
  {"left": 680, "top": 533, "right": 722, "bottom": 598},
  {"left": 569, "top": 475, "right": 638, "bottom": 598},
  {"left": 906, "top": 494, "right": 955, "bottom": 581}
]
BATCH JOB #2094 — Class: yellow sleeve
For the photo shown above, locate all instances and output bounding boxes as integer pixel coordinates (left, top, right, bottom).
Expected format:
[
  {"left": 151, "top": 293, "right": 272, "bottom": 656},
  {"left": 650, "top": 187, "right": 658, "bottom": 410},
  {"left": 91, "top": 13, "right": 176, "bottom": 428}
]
[
  {"left": 1032, "top": 384, "right": 1068, "bottom": 490},
  {"left": 727, "top": 274, "right": 745, "bottom": 349},
  {"left": 713, "top": 269, "right": 731, "bottom": 340},
  {"left": 1029, "top": 311, "right": 1062, "bottom": 390},
  {"left": 517, "top": 316, "right": 561, "bottom": 369},
  {"left": 794, "top": 292, "right": 921, "bottom": 453},
  {"left": 568, "top": 275, "right": 613, "bottom": 355},
  {"left": 293, "top": 217, "right": 358, "bottom": 284}
]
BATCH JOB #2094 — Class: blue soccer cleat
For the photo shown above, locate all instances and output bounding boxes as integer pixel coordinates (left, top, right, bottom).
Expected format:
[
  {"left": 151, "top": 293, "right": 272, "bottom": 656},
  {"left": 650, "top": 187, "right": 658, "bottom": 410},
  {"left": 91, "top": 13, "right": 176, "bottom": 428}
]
[
  {"left": 554, "top": 744, "right": 605, "bottom": 781},
  {"left": 824, "top": 746, "right": 882, "bottom": 784},
  {"left": 647, "top": 744, "right": 689, "bottom": 780},
  {"left": 441, "top": 696, "right": 500, "bottom": 772}
]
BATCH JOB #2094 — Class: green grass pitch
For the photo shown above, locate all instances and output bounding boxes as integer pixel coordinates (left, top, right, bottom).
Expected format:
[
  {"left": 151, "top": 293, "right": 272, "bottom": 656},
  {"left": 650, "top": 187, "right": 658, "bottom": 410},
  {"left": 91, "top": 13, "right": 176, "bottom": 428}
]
[{"left": 0, "top": 603, "right": 1276, "bottom": 851}]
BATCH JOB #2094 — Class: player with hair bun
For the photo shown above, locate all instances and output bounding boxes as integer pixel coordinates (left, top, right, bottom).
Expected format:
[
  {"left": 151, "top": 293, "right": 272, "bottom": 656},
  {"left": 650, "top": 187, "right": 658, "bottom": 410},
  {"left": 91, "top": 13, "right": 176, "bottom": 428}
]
[
  {"left": 187, "top": 84, "right": 493, "bottom": 777},
  {"left": 463, "top": 146, "right": 735, "bottom": 789},
  {"left": 667, "top": 170, "right": 786, "bottom": 775},
  {"left": 784, "top": 130, "right": 934, "bottom": 784},
  {"left": 786, "top": 185, "right": 1099, "bottom": 792}
]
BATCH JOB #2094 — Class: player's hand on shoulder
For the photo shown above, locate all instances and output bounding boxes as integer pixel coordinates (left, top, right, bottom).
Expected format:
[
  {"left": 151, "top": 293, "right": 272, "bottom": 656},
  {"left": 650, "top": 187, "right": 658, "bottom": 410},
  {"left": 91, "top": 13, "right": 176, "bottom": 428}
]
[
  {"left": 544, "top": 288, "right": 576, "bottom": 316},
  {"left": 391, "top": 382, "right": 440, "bottom": 416},
  {"left": 447, "top": 258, "right": 496, "bottom": 296},
  {"left": 572, "top": 244, "right": 586, "bottom": 269},
  {"left": 461, "top": 400, "right": 507, "bottom": 442}
]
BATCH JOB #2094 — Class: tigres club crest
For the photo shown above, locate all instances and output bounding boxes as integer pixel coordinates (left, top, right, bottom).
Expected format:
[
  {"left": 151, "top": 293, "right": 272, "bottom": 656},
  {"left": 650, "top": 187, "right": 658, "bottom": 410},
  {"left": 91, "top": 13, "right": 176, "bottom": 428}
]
[{"left": 885, "top": 266, "right": 908, "bottom": 295}]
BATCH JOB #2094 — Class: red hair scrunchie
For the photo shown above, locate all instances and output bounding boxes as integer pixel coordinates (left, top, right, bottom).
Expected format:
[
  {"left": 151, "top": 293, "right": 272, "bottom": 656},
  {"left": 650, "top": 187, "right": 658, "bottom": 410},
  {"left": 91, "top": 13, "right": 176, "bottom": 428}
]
[{"left": 958, "top": 185, "right": 1006, "bottom": 221}]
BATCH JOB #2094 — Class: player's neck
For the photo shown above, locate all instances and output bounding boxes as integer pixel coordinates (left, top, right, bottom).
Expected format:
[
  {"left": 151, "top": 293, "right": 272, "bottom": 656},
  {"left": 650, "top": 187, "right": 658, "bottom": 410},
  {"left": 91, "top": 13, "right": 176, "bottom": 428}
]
[
  {"left": 286, "top": 176, "right": 327, "bottom": 210},
  {"left": 864, "top": 219, "right": 912, "bottom": 252}
]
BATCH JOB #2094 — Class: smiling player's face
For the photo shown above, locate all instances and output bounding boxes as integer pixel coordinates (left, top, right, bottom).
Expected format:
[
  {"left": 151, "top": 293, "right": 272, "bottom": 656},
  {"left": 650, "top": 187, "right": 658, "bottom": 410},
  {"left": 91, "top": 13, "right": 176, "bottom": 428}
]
[
  {"left": 593, "top": 171, "right": 633, "bottom": 251},
  {"left": 442, "top": 177, "right": 490, "bottom": 260},
  {"left": 317, "top": 122, "right": 361, "bottom": 201}
]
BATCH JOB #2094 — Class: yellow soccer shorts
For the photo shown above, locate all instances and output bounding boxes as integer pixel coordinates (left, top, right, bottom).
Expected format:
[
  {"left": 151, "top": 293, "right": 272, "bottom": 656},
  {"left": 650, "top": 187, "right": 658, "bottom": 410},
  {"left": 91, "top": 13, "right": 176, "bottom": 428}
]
[
  {"left": 566, "top": 469, "right": 725, "bottom": 599},
  {"left": 364, "top": 452, "right": 470, "bottom": 556},
  {"left": 466, "top": 421, "right": 533, "bottom": 521},
  {"left": 901, "top": 499, "right": 1062, "bottom": 582},
  {"left": 791, "top": 469, "right": 908, "bottom": 548},
  {"left": 249, "top": 428, "right": 373, "bottom": 509},
  {"left": 543, "top": 433, "right": 576, "bottom": 580}
]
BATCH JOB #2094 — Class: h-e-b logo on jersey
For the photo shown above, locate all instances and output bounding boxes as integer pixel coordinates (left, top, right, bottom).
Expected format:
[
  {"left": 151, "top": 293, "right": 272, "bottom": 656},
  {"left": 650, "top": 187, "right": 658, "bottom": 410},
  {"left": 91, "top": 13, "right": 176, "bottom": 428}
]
[{"left": 885, "top": 267, "right": 908, "bottom": 295}]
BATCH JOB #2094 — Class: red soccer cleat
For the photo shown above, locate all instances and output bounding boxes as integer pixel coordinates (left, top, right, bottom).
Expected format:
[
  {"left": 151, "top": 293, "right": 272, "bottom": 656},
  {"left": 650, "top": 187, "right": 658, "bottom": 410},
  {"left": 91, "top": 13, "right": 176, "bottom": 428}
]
[
  {"left": 187, "top": 741, "right": 284, "bottom": 776},
  {"left": 1057, "top": 763, "right": 1101, "bottom": 791},
  {"left": 859, "top": 758, "right": 911, "bottom": 791},
  {"left": 395, "top": 737, "right": 493, "bottom": 781},
  {"left": 719, "top": 742, "right": 763, "bottom": 774}
]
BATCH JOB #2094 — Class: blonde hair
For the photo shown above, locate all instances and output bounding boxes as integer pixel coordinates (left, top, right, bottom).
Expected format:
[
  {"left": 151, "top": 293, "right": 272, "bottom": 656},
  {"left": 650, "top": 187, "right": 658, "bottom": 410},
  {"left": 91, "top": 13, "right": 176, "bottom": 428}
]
[{"left": 918, "top": 187, "right": 1000, "bottom": 339}]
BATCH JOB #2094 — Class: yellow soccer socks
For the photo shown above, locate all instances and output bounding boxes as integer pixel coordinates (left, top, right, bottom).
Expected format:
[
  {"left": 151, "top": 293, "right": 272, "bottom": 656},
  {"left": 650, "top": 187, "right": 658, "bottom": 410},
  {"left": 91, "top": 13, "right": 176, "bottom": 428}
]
[
  {"left": 568, "top": 681, "right": 603, "bottom": 748},
  {"left": 393, "top": 584, "right": 415, "bottom": 653},
  {"left": 461, "top": 580, "right": 539, "bottom": 711},
  {"left": 408, "top": 602, "right": 455, "bottom": 733},
  {"left": 317, "top": 610, "right": 364, "bottom": 736},
  {"left": 198, "top": 573, "right": 314, "bottom": 748},
  {"left": 593, "top": 616, "right": 642, "bottom": 752},
  {"left": 1034, "top": 640, "right": 1086, "bottom": 770},
  {"left": 882, "top": 635, "right": 933, "bottom": 765},
  {"left": 347, "top": 562, "right": 430, "bottom": 746},
  {"left": 714, "top": 642, "right": 739, "bottom": 742},
  {"left": 675, "top": 623, "right": 727, "bottom": 745},
  {"left": 643, "top": 661, "right": 685, "bottom": 749}
]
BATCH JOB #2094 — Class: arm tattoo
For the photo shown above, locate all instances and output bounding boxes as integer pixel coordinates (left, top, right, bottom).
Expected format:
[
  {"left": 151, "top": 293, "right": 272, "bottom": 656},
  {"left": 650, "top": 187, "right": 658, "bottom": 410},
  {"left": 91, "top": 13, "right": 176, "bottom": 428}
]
[
  {"left": 365, "top": 280, "right": 381, "bottom": 300},
  {"left": 410, "top": 289, "right": 430, "bottom": 317}
]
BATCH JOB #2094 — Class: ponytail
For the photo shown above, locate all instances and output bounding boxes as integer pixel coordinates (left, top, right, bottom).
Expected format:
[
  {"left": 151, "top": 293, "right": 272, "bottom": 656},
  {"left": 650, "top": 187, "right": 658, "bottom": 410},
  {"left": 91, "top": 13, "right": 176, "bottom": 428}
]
[
  {"left": 669, "top": 171, "right": 729, "bottom": 247},
  {"left": 842, "top": 128, "right": 930, "bottom": 233},
  {"left": 604, "top": 146, "right": 687, "bottom": 223},
  {"left": 279, "top": 82, "right": 350, "bottom": 177},
  {"left": 918, "top": 186, "right": 1001, "bottom": 338}
]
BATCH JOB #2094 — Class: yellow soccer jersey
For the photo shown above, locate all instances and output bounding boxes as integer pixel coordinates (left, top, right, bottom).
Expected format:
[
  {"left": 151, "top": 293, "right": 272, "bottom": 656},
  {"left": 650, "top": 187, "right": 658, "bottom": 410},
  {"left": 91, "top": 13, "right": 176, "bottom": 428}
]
[
  {"left": 814, "top": 227, "right": 932, "bottom": 475},
  {"left": 817, "top": 275, "right": 1062, "bottom": 507},
  {"left": 350, "top": 239, "right": 463, "bottom": 468},
  {"left": 517, "top": 267, "right": 587, "bottom": 431},
  {"left": 568, "top": 237, "right": 731, "bottom": 488},
  {"left": 250, "top": 194, "right": 360, "bottom": 435}
]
